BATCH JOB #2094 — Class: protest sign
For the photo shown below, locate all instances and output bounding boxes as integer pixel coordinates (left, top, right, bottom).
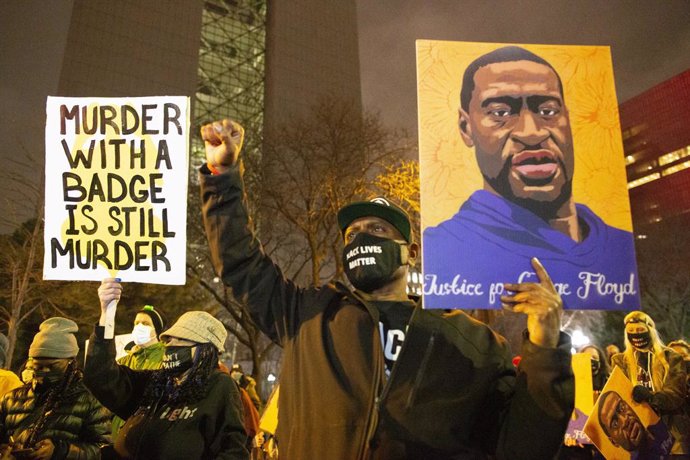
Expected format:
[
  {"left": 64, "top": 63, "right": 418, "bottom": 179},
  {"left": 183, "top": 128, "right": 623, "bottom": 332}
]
[
  {"left": 417, "top": 40, "right": 639, "bottom": 310},
  {"left": 260, "top": 384, "right": 280, "bottom": 434},
  {"left": 43, "top": 96, "right": 190, "bottom": 284},
  {"left": 85, "top": 333, "right": 132, "bottom": 364},
  {"left": 584, "top": 367, "right": 673, "bottom": 459},
  {"left": 564, "top": 353, "right": 595, "bottom": 445}
]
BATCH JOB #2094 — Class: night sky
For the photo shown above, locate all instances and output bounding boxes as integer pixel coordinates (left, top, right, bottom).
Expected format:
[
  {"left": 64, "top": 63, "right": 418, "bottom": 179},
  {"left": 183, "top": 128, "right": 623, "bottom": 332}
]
[{"left": 357, "top": 0, "right": 690, "bottom": 135}]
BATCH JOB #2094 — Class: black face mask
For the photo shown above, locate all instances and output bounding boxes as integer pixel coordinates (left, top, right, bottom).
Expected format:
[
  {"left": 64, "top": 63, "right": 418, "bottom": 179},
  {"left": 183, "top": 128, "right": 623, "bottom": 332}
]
[
  {"left": 343, "top": 233, "right": 406, "bottom": 293},
  {"left": 161, "top": 346, "right": 195, "bottom": 372},
  {"left": 590, "top": 358, "right": 601, "bottom": 374},
  {"left": 31, "top": 370, "right": 64, "bottom": 394},
  {"left": 628, "top": 332, "right": 651, "bottom": 350}
]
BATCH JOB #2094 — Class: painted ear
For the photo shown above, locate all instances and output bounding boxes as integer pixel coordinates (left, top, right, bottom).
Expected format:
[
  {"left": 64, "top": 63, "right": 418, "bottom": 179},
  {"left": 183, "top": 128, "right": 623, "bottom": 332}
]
[{"left": 458, "top": 109, "right": 474, "bottom": 147}]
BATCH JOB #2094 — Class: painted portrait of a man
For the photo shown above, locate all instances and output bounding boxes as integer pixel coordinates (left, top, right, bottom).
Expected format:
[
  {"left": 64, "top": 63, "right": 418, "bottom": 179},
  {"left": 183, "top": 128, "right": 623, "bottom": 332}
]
[
  {"left": 417, "top": 42, "right": 640, "bottom": 310},
  {"left": 591, "top": 389, "right": 674, "bottom": 459}
]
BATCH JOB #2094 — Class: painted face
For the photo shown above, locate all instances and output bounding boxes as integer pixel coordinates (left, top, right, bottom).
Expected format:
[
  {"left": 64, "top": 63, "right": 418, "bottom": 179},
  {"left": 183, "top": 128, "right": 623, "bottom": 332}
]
[
  {"left": 460, "top": 60, "right": 574, "bottom": 215},
  {"left": 599, "top": 392, "right": 645, "bottom": 451}
]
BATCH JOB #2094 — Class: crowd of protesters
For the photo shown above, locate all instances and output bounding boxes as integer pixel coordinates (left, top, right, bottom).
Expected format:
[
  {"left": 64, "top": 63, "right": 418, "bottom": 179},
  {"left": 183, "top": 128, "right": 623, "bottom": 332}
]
[{"left": 0, "top": 118, "right": 687, "bottom": 459}]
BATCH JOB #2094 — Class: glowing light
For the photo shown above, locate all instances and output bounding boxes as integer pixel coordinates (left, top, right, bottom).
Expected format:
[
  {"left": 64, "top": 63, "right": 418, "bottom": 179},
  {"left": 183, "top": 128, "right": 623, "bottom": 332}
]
[
  {"left": 571, "top": 329, "right": 590, "bottom": 348},
  {"left": 628, "top": 172, "right": 660, "bottom": 189}
]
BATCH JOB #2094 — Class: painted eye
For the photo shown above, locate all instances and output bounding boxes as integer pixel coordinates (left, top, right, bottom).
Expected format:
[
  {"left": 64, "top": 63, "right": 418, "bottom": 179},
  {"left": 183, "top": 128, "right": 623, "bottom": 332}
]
[
  {"left": 490, "top": 109, "right": 511, "bottom": 117},
  {"left": 539, "top": 107, "right": 559, "bottom": 116}
]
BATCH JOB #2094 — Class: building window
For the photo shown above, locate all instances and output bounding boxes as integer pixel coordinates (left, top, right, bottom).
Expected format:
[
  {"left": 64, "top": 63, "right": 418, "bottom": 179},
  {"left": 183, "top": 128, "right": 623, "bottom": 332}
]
[
  {"left": 658, "top": 145, "right": 690, "bottom": 166},
  {"left": 621, "top": 124, "right": 646, "bottom": 141},
  {"left": 662, "top": 160, "right": 690, "bottom": 177},
  {"left": 628, "top": 172, "right": 661, "bottom": 189}
]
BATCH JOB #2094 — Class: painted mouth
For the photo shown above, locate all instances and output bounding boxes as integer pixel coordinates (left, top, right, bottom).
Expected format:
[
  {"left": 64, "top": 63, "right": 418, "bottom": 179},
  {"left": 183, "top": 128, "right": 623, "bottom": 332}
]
[
  {"left": 511, "top": 150, "right": 559, "bottom": 180},
  {"left": 627, "top": 420, "right": 641, "bottom": 443}
]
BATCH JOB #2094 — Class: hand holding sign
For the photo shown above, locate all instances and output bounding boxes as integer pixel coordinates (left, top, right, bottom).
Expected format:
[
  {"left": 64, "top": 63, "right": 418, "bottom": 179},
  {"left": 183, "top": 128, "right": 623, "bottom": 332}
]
[
  {"left": 501, "top": 257, "right": 563, "bottom": 348},
  {"left": 201, "top": 119, "right": 245, "bottom": 174},
  {"left": 98, "top": 278, "right": 122, "bottom": 338}
]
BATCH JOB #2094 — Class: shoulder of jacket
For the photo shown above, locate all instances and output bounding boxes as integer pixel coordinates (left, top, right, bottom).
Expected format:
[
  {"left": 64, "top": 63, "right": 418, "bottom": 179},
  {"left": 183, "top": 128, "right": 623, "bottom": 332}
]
[{"left": 2, "top": 385, "right": 31, "bottom": 406}]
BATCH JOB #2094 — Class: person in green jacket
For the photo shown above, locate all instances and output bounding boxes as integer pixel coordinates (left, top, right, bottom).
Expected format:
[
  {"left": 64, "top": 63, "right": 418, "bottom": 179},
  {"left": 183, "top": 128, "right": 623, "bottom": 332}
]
[
  {"left": 0, "top": 318, "right": 111, "bottom": 460},
  {"left": 111, "top": 305, "right": 166, "bottom": 438}
]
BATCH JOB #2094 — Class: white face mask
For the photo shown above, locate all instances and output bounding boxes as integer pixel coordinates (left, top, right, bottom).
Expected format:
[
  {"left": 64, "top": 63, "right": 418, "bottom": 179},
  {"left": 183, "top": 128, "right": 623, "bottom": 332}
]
[{"left": 132, "top": 324, "right": 154, "bottom": 346}]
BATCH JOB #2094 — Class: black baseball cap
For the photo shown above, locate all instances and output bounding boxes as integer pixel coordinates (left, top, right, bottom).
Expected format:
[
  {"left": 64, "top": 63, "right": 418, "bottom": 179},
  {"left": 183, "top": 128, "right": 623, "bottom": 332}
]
[{"left": 337, "top": 197, "right": 411, "bottom": 242}]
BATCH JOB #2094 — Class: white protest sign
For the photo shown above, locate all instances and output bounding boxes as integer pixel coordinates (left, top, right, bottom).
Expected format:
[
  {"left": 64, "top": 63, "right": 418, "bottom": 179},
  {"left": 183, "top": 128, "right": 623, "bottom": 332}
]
[{"left": 43, "top": 96, "right": 190, "bottom": 285}]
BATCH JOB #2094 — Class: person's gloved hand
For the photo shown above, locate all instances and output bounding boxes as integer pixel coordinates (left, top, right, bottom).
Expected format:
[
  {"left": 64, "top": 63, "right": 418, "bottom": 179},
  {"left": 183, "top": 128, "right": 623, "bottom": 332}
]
[{"left": 632, "top": 385, "right": 653, "bottom": 403}]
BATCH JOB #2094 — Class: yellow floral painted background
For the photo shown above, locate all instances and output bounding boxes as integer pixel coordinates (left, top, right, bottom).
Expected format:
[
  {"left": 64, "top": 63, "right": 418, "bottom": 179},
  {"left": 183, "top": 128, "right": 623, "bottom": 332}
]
[{"left": 417, "top": 40, "right": 633, "bottom": 232}]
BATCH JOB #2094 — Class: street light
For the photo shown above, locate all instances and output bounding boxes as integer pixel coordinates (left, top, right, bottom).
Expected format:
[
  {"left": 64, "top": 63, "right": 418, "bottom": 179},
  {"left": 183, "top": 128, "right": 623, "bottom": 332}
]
[{"left": 570, "top": 329, "right": 590, "bottom": 352}]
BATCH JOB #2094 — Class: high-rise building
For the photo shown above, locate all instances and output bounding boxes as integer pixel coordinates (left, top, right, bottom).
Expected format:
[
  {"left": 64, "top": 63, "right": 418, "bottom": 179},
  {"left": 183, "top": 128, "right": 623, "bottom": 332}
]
[
  {"left": 263, "top": 0, "right": 362, "bottom": 136},
  {"left": 1, "top": 0, "right": 361, "bottom": 232},
  {"left": 193, "top": 0, "right": 267, "bottom": 161},
  {"left": 0, "top": 1, "right": 205, "bottom": 233},
  {"left": 56, "top": 2, "right": 203, "bottom": 98},
  {"left": 620, "top": 69, "right": 690, "bottom": 232},
  {"left": 194, "top": 0, "right": 363, "bottom": 158}
]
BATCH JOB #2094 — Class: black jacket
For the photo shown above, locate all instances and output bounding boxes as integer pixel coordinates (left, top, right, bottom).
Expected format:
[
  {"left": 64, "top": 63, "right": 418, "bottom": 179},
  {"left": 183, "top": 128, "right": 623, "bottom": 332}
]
[
  {"left": 0, "top": 378, "right": 111, "bottom": 460},
  {"left": 83, "top": 326, "right": 249, "bottom": 460},
  {"left": 200, "top": 164, "right": 574, "bottom": 459}
]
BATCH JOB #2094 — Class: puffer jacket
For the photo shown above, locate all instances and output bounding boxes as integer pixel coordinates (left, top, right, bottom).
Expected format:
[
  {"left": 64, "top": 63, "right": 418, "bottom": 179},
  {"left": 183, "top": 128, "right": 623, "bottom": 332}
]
[{"left": 0, "top": 378, "right": 111, "bottom": 460}]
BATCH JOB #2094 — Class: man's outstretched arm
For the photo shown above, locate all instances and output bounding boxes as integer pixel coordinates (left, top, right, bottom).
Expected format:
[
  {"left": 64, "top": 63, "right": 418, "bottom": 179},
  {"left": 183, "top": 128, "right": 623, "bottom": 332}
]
[{"left": 199, "top": 120, "right": 310, "bottom": 344}]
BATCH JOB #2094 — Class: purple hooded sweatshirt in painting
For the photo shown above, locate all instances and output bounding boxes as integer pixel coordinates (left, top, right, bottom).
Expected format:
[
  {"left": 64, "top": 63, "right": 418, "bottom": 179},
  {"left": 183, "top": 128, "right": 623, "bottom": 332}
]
[{"left": 422, "top": 191, "right": 640, "bottom": 310}]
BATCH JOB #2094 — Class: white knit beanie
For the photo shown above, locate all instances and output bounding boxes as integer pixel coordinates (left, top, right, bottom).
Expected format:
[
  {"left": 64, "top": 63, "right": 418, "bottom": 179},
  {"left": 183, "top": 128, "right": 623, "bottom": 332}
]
[
  {"left": 160, "top": 311, "right": 227, "bottom": 352},
  {"left": 29, "top": 317, "right": 79, "bottom": 358}
]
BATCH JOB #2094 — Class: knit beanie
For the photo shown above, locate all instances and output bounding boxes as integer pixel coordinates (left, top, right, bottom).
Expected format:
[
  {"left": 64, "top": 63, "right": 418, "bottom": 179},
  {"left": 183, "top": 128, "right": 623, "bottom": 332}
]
[
  {"left": 160, "top": 311, "right": 227, "bottom": 352},
  {"left": 138, "top": 305, "right": 165, "bottom": 337},
  {"left": 29, "top": 317, "right": 79, "bottom": 358}
]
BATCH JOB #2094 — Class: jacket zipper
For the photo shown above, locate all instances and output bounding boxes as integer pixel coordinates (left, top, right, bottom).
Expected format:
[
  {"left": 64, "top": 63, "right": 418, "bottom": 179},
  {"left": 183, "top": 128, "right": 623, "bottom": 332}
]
[
  {"left": 406, "top": 334, "right": 435, "bottom": 409},
  {"left": 358, "top": 304, "right": 423, "bottom": 459},
  {"left": 358, "top": 322, "right": 384, "bottom": 460}
]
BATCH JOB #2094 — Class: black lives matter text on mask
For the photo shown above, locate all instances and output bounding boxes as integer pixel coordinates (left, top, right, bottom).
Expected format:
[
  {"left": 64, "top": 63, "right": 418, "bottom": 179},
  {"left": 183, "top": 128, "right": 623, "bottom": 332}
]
[
  {"left": 50, "top": 103, "right": 184, "bottom": 272},
  {"left": 345, "top": 244, "right": 382, "bottom": 269}
]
